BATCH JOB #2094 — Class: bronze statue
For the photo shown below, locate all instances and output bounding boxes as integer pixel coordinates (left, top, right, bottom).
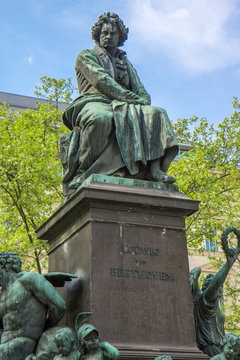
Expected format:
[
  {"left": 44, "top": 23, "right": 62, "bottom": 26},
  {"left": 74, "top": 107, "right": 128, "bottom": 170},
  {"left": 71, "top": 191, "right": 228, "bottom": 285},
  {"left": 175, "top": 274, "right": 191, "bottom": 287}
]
[
  {"left": 53, "top": 328, "right": 80, "bottom": 360},
  {"left": 62, "top": 12, "right": 178, "bottom": 194},
  {"left": 0, "top": 251, "right": 74, "bottom": 360},
  {"left": 210, "top": 333, "right": 240, "bottom": 360},
  {"left": 190, "top": 228, "right": 240, "bottom": 357},
  {"left": 25, "top": 326, "right": 78, "bottom": 360},
  {"left": 76, "top": 312, "right": 119, "bottom": 360}
]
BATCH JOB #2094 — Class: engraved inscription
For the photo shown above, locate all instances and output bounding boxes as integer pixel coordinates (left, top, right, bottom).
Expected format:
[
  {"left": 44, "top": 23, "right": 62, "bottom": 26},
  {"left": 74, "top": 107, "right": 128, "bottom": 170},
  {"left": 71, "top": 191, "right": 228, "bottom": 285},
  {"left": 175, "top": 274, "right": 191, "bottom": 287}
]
[
  {"left": 135, "top": 259, "right": 146, "bottom": 266},
  {"left": 110, "top": 267, "right": 174, "bottom": 281},
  {"left": 120, "top": 244, "right": 159, "bottom": 256}
]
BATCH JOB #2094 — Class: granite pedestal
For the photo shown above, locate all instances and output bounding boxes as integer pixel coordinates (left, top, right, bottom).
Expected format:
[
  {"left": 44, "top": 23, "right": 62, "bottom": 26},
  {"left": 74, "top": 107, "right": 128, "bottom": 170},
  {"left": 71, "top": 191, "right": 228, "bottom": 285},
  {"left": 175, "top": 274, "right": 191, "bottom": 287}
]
[{"left": 37, "top": 175, "right": 207, "bottom": 360}]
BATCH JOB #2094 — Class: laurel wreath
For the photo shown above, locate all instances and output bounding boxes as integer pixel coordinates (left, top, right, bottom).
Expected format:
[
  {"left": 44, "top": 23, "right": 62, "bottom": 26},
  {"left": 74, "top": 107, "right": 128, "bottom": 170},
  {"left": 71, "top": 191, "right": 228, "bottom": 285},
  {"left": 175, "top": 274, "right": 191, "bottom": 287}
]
[
  {"left": 75, "top": 311, "right": 92, "bottom": 332},
  {"left": 221, "top": 227, "right": 240, "bottom": 258}
]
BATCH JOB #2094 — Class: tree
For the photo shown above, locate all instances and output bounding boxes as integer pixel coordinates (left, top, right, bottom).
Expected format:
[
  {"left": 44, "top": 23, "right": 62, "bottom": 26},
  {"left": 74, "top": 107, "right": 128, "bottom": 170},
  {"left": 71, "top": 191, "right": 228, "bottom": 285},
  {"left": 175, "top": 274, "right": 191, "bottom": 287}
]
[
  {"left": 34, "top": 76, "right": 77, "bottom": 109},
  {"left": 0, "top": 102, "right": 66, "bottom": 273},
  {"left": 0, "top": 76, "right": 76, "bottom": 272},
  {"left": 169, "top": 97, "right": 240, "bottom": 333}
]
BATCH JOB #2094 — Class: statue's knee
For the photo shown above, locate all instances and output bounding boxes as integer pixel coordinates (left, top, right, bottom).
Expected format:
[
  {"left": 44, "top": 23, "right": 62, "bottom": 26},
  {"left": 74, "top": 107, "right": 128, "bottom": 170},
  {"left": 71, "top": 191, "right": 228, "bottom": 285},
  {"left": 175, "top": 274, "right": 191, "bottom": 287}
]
[
  {"left": 150, "top": 106, "right": 167, "bottom": 117},
  {"left": 93, "top": 113, "right": 113, "bottom": 130},
  {"left": 82, "top": 112, "right": 112, "bottom": 131}
]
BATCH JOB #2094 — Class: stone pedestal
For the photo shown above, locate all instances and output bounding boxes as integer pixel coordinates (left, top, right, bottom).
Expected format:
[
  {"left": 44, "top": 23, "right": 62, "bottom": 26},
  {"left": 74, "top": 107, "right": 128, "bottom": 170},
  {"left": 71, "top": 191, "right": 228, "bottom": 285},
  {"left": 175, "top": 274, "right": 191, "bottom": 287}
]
[{"left": 37, "top": 175, "right": 207, "bottom": 360}]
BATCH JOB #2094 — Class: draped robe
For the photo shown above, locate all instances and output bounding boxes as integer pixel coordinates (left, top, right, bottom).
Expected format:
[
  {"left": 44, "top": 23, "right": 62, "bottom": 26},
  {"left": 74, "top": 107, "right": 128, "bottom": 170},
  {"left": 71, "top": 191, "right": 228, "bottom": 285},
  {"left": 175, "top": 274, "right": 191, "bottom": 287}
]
[{"left": 62, "top": 44, "right": 178, "bottom": 190}]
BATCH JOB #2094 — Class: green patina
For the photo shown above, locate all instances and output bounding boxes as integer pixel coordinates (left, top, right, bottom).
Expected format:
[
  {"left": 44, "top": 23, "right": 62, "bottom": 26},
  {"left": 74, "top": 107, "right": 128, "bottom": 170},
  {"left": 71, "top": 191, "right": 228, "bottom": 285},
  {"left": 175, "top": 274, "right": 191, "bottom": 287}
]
[
  {"left": 61, "top": 13, "right": 178, "bottom": 196},
  {"left": 0, "top": 252, "right": 66, "bottom": 360},
  {"left": 190, "top": 228, "right": 240, "bottom": 358}
]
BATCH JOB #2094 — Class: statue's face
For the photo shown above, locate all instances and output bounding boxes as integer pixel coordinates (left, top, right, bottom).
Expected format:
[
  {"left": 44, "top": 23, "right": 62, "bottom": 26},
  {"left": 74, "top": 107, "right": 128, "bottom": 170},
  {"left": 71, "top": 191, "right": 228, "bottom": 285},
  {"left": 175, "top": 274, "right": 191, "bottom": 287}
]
[
  {"left": 84, "top": 330, "right": 100, "bottom": 353},
  {"left": 0, "top": 269, "right": 6, "bottom": 288},
  {"left": 57, "top": 338, "right": 72, "bottom": 356},
  {"left": 99, "top": 22, "right": 120, "bottom": 54},
  {"left": 0, "top": 268, "right": 9, "bottom": 290}
]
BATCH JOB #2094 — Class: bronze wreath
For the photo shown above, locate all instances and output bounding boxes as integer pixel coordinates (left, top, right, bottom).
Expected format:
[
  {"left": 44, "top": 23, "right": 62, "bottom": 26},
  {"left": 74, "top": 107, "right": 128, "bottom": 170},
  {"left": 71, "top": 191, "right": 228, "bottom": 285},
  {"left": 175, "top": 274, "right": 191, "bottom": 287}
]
[{"left": 221, "top": 227, "right": 240, "bottom": 258}]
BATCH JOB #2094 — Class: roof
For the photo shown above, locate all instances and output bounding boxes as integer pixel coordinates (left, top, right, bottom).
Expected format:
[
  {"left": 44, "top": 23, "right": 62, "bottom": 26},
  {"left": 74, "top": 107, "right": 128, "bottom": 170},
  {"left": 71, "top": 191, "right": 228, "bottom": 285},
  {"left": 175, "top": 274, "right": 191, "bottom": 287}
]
[{"left": 0, "top": 91, "right": 68, "bottom": 111}]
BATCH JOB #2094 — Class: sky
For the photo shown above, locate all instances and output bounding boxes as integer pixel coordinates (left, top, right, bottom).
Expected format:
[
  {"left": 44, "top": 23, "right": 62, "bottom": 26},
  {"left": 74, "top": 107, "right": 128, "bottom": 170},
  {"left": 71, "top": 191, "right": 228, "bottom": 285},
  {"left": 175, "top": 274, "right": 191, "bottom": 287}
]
[{"left": 1, "top": 0, "right": 240, "bottom": 126}]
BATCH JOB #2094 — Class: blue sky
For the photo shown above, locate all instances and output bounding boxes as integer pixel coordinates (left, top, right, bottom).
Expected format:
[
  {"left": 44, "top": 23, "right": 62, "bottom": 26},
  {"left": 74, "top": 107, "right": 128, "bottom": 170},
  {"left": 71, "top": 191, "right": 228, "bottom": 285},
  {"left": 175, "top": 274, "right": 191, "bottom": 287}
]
[{"left": 1, "top": 0, "right": 240, "bottom": 125}]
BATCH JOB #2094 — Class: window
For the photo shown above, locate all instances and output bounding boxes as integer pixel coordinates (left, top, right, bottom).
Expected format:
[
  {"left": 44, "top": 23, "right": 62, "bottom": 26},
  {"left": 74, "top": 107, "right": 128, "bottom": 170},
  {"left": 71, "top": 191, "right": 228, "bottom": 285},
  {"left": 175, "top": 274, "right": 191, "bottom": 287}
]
[
  {"left": 205, "top": 239, "right": 218, "bottom": 252},
  {"left": 205, "top": 230, "right": 218, "bottom": 251}
]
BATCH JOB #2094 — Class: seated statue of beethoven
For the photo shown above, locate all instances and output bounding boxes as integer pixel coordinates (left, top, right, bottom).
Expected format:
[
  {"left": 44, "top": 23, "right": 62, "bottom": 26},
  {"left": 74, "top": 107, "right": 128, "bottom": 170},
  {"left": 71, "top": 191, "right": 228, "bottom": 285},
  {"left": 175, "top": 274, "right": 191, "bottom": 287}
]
[{"left": 62, "top": 12, "right": 178, "bottom": 193}]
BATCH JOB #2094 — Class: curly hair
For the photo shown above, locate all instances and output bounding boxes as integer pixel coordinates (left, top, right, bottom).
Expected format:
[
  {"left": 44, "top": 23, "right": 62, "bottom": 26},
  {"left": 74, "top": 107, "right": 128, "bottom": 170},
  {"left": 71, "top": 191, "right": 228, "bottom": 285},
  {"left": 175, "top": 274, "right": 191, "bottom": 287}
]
[
  {"left": 0, "top": 251, "right": 22, "bottom": 273},
  {"left": 54, "top": 328, "right": 75, "bottom": 345},
  {"left": 91, "top": 12, "right": 129, "bottom": 47},
  {"left": 222, "top": 333, "right": 240, "bottom": 353}
]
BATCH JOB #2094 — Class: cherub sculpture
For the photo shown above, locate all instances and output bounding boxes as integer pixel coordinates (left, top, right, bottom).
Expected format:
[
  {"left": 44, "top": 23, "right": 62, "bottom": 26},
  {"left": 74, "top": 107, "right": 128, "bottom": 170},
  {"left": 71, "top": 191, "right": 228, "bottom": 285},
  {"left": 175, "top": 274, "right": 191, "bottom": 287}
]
[
  {"left": 53, "top": 328, "right": 80, "bottom": 360},
  {"left": 76, "top": 312, "right": 119, "bottom": 360},
  {"left": 190, "top": 227, "right": 240, "bottom": 357},
  {"left": 210, "top": 333, "right": 240, "bottom": 360},
  {"left": 0, "top": 251, "right": 76, "bottom": 360}
]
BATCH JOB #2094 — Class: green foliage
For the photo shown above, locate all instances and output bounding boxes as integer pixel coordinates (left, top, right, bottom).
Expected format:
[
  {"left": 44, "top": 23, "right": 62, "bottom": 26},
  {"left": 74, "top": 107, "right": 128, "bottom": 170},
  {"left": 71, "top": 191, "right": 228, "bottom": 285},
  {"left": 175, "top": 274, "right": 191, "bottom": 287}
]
[
  {"left": 34, "top": 76, "right": 77, "bottom": 108},
  {"left": 0, "top": 102, "right": 66, "bottom": 272},
  {"left": 170, "top": 97, "right": 240, "bottom": 333},
  {"left": 223, "top": 269, "right": 240, "bottom": 333},
  {"left": 171, "top": 97, "right": 240, "bottom": 249}
]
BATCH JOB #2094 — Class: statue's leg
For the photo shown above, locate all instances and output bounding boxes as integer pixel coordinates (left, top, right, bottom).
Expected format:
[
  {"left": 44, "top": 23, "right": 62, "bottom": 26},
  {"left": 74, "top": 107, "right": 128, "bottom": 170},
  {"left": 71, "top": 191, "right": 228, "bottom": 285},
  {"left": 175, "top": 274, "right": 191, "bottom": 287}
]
[
  {"left": 0, "top": 337, "right": 36, "bottom": 360},
  {"left": 147, "top": 159, "right": 176, "bottom": 183},
  {"left": 77, "top": 101, "right": 113, "bottom": 171},
  {"left": 68, "top": 101, "right": 115, "bottom": 189},
  {"left": 142, "top": 105, "right": 178, "bottom": 183}
]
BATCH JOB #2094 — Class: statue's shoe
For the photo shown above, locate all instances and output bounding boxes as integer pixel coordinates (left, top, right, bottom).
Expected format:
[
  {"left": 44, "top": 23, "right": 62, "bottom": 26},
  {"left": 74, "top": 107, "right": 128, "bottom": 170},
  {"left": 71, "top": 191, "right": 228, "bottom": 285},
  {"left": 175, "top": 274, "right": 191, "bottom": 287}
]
[
  {"left": 146, "top": 170, "right": 176, "bottom": 184},
  {"left": 69, "top": 175, "right": 84, "bottom": 189},
  {"left": 112, "top": 168, "right": 126, "bottom": 177}
]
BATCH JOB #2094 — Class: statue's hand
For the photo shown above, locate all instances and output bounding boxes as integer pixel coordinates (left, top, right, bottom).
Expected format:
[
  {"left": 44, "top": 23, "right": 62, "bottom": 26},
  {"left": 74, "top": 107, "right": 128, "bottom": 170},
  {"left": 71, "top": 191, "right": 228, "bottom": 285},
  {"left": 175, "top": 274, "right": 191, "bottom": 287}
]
[
  {"left": 227, "top": 247, "right": 240, "bottom": 263},
  {"left": 135, "top": 97, "right": 149, "bottom": 105},
  {"left": 25, "top": 355, "right": 36, "bottom": 360},
  {"left": 221, "top": 227, "right": 240, "bottom": 264},
  {"left": 190, "top": 267, "right": 201, "bottom": 281},
  {"left": 101, "top": 342, "right": 119, "bottom": 360}
]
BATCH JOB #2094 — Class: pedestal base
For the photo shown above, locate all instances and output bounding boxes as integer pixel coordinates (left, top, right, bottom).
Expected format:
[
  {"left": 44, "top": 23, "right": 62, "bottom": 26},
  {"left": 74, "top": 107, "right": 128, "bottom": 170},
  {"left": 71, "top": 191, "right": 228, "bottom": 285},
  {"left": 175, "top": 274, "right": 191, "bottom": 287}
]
[{"left": 37, "top": 175, "right": 207, "bottom": 360}]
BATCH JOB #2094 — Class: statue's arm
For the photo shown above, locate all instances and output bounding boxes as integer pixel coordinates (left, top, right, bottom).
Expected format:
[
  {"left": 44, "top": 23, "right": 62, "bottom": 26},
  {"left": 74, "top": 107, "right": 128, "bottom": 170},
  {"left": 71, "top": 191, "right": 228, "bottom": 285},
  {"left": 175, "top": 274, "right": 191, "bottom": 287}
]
[
  {"left": 204, "top": 249, "right": 240, "bottom": 303},
  {"left": 126, "top": 59, "right": 151, "bottom": 105},
  {"left": 19, "top": 272, "right": 66, "bottom": 327},
  {"left": 190, "top": 267, "right": 201, "bottom": 300},
  {"left": 75, "top": 50, "right": 147, "bottom": 104},
  {"left": 101, "top": 342, "right": 119, "bottom": 360}
]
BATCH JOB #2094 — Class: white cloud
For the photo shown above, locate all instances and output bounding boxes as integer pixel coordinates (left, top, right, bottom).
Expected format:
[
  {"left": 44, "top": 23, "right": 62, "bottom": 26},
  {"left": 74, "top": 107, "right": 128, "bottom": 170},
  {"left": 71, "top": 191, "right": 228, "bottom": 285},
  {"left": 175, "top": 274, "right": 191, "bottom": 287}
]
[
  {"left": 24, "top": 55, "right": 33, "bottom": 66},
  {"left": 27, "top": 56, "right": 33, "bottom": 65},
  {"left": 129, "top": 0, "right": 240, "bottom": 72}
]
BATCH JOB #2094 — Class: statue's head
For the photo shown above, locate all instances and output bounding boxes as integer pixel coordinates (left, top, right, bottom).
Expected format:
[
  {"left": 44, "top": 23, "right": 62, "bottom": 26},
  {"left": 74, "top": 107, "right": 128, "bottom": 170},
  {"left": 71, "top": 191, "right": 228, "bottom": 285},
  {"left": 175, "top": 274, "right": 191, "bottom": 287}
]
[
  {"left": 202, "top": 273, "right": 223, "bottom": 297},
  {"left": 201, "top": 273, "right": 214, "bottom": 291},
  {"left": 54, "top": 328, "right": 75, "bottom": 356},
  {"left": 91, "top": 13, "right": 129, "bottom": 48},
  {"left": 222, "top": 333, "right": 240, "bottom": 360},
  {"left": 77, "top": 323, "right": 100, "bottom": 353},
  {"left": 0, "top": 251, "right": 22, "bottom": 273}
]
